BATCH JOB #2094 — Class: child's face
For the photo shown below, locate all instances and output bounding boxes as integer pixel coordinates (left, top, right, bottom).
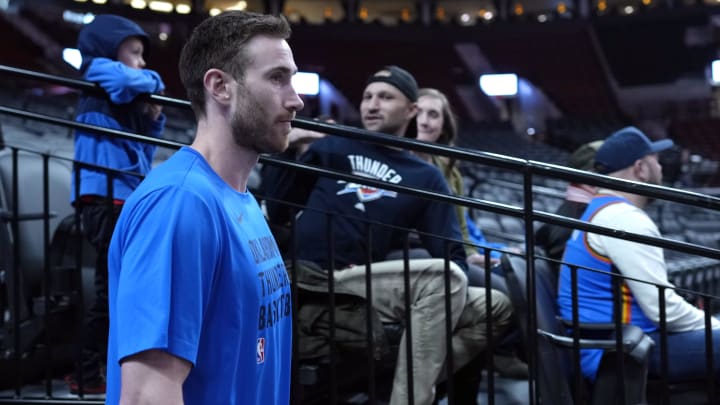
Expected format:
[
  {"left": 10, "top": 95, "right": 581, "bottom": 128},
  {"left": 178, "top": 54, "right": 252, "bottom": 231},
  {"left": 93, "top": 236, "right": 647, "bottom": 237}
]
[{"left": 117, "top": 37, "right": 146, "bottom": 69}]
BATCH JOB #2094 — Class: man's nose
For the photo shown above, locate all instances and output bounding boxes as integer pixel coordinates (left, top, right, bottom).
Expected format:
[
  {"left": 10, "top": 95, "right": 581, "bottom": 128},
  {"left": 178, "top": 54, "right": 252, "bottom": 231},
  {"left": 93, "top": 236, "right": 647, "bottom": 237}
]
[
  {"left": 367, "top": 96, "right": 381, "bottom": 109},
  {"left": 286, "top": 89, "right": 304, "bottom": 112}
]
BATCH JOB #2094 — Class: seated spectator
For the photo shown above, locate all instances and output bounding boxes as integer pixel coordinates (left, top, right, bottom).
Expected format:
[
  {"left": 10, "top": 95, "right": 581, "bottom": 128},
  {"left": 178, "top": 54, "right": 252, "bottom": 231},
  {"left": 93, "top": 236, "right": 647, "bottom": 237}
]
[
  {"left": 464, "top": 212, "right": 511, "bottom": 264},
  {"left": 413, "top": 87, "right": 527, "bottom": 379},
  {"left": 264, "top": 66, "right": 513, "bottom": 405},
  {"left": 413, "top": 88, "right": 510, "bottom": 288},
  {"left": 558, "top": 126, "right": 720, "bottom": 383},
  {"left": 536, "top": 140, "right": 602, "bottom": 280}
]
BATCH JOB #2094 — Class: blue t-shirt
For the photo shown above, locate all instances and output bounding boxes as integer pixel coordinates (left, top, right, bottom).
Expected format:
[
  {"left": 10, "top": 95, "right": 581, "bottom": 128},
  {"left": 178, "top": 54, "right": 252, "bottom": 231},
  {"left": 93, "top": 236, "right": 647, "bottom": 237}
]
[{"left": 106, "top": 147, "right": 291, "bottom": 404}]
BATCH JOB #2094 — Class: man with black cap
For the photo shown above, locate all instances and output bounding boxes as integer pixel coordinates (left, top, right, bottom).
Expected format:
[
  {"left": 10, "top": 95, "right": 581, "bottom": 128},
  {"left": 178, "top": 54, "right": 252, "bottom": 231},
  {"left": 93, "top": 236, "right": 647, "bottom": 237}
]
[
  {"left": 557, "top": 126, "right": 720, "bottom": 384},
  {"left": 265, "top": 66, "right": 512, "bottom": 405}
]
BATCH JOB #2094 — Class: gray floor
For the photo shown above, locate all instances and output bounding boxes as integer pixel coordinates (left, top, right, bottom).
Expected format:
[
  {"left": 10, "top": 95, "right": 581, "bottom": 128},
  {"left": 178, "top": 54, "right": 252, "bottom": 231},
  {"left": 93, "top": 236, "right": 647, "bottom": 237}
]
[
  {"left": 1, "top": 375, "right": 530, "bottom": 404},
  {"left": 435, "top": 373, "right": 530, "bottom": 405},
  {"left": 478, "top": 376, "right": 530, "bottom": 405},
  {"left": 0, "top": 379, "right": 105, "bottom": 402}
]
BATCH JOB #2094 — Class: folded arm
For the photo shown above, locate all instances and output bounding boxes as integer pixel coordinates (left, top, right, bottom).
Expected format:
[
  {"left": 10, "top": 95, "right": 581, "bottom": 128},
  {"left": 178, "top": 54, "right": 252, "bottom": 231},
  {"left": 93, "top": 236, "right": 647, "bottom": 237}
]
[
  {"left": 591, "top": 207, "right": 720, "bottom": 331},
  {"left": 86, "top": 57, "right": 165, "bottom": 104}
]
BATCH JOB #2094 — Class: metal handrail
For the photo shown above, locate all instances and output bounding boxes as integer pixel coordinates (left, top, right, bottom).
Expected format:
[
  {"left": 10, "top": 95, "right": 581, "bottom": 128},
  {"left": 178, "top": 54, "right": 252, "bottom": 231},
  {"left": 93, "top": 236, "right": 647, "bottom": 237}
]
[{"left": 2, "top": 64, "right": 720, "bottom": 405}]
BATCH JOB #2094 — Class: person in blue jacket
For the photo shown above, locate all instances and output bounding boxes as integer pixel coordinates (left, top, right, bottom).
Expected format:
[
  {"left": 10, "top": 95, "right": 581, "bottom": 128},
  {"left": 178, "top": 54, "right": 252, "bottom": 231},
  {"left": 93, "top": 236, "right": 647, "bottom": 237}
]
[
  {"left": 106, "top": 11, "right": 304, "bottom": 405},
  {"left": 68, "top": 14, "right": 165, "bottom": 394}
]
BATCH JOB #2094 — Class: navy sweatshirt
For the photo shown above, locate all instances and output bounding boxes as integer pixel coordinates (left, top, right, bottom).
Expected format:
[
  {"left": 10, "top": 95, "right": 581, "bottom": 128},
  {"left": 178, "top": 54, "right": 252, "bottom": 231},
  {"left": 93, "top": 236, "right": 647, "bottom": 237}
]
[{"left": 265, "top": 136, "right": 467, "bottom": 271}]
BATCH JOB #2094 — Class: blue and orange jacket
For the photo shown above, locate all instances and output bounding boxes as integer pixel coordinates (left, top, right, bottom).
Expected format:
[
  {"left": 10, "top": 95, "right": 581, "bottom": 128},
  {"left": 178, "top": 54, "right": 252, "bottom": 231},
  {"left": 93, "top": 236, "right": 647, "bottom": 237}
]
[{"left": 557, "top": 194, "right": 656, "bottom": 381}]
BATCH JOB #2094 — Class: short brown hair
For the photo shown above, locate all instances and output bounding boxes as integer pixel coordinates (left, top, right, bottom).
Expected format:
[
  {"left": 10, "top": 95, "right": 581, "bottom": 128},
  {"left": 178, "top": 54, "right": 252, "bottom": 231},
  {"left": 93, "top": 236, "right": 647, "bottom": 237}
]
[{"left": 178, "top": 11, "right": 291, "bottom": 118}]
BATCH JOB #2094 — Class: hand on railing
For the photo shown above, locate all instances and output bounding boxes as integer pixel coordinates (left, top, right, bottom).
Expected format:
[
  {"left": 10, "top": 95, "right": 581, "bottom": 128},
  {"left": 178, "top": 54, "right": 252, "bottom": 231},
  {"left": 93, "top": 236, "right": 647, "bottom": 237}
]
[
  {"left": 144, "top": 102, "right": 163, "bottom": 121},
  {"left": 289, "top": 117, "right": 333, "bottom": 155}
]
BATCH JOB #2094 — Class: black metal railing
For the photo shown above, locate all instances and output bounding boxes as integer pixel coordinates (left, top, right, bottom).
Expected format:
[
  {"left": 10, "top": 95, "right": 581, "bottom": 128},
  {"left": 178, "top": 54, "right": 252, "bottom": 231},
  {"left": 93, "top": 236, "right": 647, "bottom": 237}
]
[{"left": 1, "top": 65, "right": 719, "bottom": 404}]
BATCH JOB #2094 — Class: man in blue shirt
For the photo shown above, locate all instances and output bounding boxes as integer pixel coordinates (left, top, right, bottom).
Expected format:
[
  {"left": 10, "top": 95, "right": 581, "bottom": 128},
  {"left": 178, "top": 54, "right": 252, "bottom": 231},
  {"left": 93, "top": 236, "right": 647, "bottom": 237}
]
[{"left": 106, "top": 11, "right": 304, "bottom": 404}]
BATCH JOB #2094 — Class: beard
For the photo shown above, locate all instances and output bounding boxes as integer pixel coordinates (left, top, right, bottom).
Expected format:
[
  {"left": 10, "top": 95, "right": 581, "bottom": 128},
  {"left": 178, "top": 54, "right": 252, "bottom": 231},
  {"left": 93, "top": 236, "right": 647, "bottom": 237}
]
[
  {"left": 230, "top": 87, "right": 289, "bottom": 154},
  {"left": 364, "top": 118, "right": 404, "bottom": 136},
  {"left": 645, "top": 172, "right": 663, "bottom": 205}
]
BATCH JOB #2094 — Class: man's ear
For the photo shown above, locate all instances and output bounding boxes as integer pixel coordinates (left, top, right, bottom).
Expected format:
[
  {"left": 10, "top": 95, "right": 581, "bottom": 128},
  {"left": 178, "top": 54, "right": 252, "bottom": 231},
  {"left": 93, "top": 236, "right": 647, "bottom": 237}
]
[
  {"left": 633, "top": 158, "right": 648, "bottom": 182},
  {"left": 203, "top": 68, "right": 233, "bottom": 106},
  {"left": 406, "top": 102, "right": 418, "bottom": 120}
]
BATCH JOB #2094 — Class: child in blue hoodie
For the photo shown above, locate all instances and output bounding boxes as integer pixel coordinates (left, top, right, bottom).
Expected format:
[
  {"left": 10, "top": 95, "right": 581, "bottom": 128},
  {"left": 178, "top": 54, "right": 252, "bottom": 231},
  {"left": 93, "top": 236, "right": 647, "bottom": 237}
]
[{"left": 68, "top": 14, "right": 165, "bottom": 395}]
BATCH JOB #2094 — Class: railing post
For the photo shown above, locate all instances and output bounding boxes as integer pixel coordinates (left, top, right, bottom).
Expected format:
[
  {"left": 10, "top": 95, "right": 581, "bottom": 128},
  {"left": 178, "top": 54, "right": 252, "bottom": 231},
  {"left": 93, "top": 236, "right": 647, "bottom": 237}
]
[
  {"left": 11, "top": 148, "right": 22, "bottom": 397},
  {"left": 522, "top": 164, "right": 538, "bottom": 404},
  {"left": 42, "top": 154, "right": 52, "bottom": 398},
  {"left": 658, "top": 285, "right": 669, "bottom": 405}
]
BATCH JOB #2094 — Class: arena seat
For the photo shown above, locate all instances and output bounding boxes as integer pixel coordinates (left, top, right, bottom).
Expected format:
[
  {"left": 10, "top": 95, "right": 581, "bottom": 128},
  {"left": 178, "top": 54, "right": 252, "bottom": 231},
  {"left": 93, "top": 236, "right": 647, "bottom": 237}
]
[
  {"left": 0, "top": 149, "right": 96, "bottom": 372},
  {"left": 288, "top": 259, "right": 399, "bottom": 404},
  {"left": 500, "top": 254, "right": 653, "bottom": 405},
  {"left": 0, "top": 171, "right": 29, "bottom": 324},
  {"left": 0, "top": 150, "right": 75, "bottom": 292}
]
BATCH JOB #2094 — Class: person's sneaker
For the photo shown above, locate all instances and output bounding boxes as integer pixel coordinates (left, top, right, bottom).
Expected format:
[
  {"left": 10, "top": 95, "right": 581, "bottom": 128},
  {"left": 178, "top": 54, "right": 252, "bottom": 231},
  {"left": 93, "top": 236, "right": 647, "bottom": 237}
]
[{"left": 493, "top": 354, "right": 529, "bottom": 379}]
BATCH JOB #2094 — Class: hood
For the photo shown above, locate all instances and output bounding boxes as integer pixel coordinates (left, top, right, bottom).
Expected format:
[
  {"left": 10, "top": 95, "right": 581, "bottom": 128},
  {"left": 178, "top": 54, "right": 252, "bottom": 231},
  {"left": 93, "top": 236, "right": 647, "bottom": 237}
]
[{"left": 77, "top": 14, "right": 149, "bottom": 73}]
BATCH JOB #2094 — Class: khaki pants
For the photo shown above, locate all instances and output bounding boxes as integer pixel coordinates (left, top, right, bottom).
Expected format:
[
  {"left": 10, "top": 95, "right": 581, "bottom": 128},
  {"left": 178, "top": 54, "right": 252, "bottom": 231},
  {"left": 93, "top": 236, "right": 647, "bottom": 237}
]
[{"left": 334, "top": 259, "right": 513, "bottom": 405}]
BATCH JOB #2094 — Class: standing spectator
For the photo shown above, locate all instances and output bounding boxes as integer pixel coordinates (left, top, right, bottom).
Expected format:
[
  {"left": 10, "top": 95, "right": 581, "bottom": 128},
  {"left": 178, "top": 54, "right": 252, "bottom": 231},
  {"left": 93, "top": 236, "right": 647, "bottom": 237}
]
[
  {"left": 68, "top": 14, "right": 166, "bottom": 395},
  {"left": 265, "top": 66, "right": 512, "bottom": 405},
  {"left": 558, "top": 126, "right": 720, "bottom": 382},
  {"left": 105, "top": 11, "right": 303, "bottom": 404}
]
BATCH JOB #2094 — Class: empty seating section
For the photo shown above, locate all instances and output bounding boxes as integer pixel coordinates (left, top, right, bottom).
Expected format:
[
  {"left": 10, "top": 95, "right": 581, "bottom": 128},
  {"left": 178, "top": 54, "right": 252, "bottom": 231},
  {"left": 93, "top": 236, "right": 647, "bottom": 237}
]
[
  {"left": 292, "top": 33, "right": 468, "bottom": 120},
  {"left": 476, "top": 23, "right": 620, "bottom": 118},
  {"left": 0, "top": 150, "right": 75, "bottom": 294},
  {"left": 595, "top": 15, "right": 710, "bottom": 88},
  {"left": 18, "top": 8, "right": 78, "bottom": 53},
  {"left": 0, "top": 13, "right": 45, "bottom": 73},
  {"left": 670, "top": 118, "right": 720, "bottom": 161},
  {"left": 546, "top": 115, "right": 626, "bottom": 151},
  {"left": 457, "top": 121, "right": 570, "bottom": 163}
]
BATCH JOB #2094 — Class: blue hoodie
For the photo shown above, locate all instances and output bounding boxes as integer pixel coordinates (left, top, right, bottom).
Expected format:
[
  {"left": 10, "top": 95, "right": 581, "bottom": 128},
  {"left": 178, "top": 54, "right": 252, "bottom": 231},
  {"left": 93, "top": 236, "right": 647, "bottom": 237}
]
[{"left": 72, "top": 14, "right": 166, "bottom": 203}]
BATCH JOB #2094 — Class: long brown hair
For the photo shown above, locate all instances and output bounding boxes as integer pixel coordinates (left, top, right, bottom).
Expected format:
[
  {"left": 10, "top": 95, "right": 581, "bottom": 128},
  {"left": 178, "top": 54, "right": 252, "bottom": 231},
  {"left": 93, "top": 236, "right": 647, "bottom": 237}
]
[
  {"left": 417, "top": 88, "right": 458, "bottom": 146},
  {"left": 418, "top": 88, "right": 459, "bottom": 171}
]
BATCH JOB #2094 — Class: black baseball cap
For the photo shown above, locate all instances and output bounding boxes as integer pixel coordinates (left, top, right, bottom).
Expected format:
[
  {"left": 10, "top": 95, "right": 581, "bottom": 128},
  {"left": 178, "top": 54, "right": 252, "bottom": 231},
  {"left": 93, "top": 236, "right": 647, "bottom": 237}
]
[{"left": 366, "top": 65, "right": 418, "bottom": 102}]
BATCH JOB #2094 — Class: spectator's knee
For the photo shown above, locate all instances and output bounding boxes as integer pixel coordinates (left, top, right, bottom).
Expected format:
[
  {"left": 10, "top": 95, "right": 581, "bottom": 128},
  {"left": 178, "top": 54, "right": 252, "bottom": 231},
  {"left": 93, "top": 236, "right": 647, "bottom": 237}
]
[
  {"left": 439, "top": 261, "right": 469, "bottom": 312},
  {"left": 420, "top": 259, "right": 468, "bottom": 292},
  {"left": 447, "top": 261, "right": 469, "bottom": 296},
  {"left": 489, "top": 289, "right": 513, "bottom": 332}
]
